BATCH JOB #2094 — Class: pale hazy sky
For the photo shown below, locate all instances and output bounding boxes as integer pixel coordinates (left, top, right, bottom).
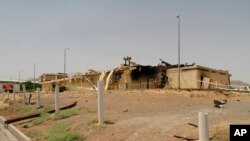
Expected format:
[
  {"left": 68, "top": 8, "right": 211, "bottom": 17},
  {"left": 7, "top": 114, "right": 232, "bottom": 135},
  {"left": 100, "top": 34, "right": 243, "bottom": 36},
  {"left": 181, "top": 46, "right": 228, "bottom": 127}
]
[{"left": 0, "top": 0, "right": 249, "bottom": 83}]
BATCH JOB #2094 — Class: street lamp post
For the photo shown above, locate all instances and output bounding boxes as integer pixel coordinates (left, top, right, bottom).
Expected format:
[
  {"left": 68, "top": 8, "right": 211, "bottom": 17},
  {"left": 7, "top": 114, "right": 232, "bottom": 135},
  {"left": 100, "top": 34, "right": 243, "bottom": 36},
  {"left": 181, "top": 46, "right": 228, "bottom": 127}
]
[
  {"left": 34, "top": 63, "right": 38, "bottom": 88},
  {"left": 19, "top": 71, "right": 22, "bottom": 84},
  {"left": 64, "top": 48, "right": 70, "bottom": 74},
  {"left": 177, "top": 15, "right": 180, "bottom": 91}
]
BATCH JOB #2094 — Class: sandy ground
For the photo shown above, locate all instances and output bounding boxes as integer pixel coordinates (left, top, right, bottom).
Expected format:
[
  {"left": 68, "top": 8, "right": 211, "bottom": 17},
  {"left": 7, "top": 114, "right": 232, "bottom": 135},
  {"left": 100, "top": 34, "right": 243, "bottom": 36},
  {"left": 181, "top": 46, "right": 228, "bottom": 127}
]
[{"left": 1, "top": 89, "right": 250, "bottom": 141}]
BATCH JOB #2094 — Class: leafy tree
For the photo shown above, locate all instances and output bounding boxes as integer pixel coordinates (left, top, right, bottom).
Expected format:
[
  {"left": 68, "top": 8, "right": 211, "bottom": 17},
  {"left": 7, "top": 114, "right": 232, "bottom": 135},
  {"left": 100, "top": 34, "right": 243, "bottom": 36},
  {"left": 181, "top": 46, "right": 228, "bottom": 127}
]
[{"left": 20, "top": 81, "right": 41, "bottom": 92}]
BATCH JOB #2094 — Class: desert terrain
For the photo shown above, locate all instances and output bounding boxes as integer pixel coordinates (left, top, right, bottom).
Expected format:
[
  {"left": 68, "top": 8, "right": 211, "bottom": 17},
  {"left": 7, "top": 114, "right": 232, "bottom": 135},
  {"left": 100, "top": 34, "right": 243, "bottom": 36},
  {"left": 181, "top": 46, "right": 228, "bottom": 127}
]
[{"left": 1, "top": 89, "right": 250, "bottom": 141}]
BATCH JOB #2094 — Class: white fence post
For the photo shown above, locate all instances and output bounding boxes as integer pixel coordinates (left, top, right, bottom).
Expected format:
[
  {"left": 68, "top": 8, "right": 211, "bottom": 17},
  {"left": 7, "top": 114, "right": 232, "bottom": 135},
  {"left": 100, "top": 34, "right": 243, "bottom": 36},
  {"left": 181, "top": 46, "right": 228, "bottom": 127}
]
[
  {"left": 55, "top": 86, "right": 60, "bottom": 113},
  {"left": 98, "top": 80, "right": 104, "bottom": 125},
  {"left": 36, "top": 88, "right": 41, "bottom": 108},
  {"left": 199, "top": 112, "right": 209, "bottom": 141}
]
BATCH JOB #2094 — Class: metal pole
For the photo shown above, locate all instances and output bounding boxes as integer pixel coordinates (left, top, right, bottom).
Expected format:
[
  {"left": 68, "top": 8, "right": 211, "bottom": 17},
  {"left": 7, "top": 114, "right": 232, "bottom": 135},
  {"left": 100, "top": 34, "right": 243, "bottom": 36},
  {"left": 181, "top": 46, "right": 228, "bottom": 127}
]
[
  {"left": 97, "top": 80, "right": 104, "bottom": 124},
  {"left": 19, "top": 71, "right": 22, "bottom": 84},
  {"left": 36, "top": 88, "right": 41, "bottom": 108},
  {"left": 55, "top": 86, "right": 59, "bottom": 113},
  {"left": 199, "top": 112, "right": 209, "bottom": 141},
  {"left": 34, "top": 63, "right": 38, "bottom": 89},
  {"left": 64, "top": 49, "right": 66, "bottom": 74},
  {"left": 176, "top": 15, "right": 181, "bottom": 90},
  {"left": 34, "top": 64, "right": 35, "bottom": 83},
  {"left": 64, "top": 48, "right": 69, "bottom": 74}
]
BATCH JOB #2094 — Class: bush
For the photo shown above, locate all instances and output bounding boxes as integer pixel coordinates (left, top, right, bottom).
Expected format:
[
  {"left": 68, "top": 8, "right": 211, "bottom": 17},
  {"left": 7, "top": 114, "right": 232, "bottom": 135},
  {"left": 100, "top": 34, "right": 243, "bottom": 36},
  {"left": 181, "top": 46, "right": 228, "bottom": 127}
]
[
  {"left": 22, "top": 81, "right": 41, "bottom": 92},
  {"left": 86, "top": 118, "right": 98, "bottom": 126},
  {"left": 26, "top": 130, "right": 43, "bottom": 138},
  {"left": 53, "top": 108, "right": 79, "bottom": 120},
  {"left": 14, "top": 103, "right": 43, "bottom": 116},
  {"left": 32, "top": 113, "right": 51, "bottom": 125},
  {"left": 47, "top": 131, "right": 84, "bottom": 141},
  {"left": 46, "top": 122, "right": 85, "bottom": 141}
]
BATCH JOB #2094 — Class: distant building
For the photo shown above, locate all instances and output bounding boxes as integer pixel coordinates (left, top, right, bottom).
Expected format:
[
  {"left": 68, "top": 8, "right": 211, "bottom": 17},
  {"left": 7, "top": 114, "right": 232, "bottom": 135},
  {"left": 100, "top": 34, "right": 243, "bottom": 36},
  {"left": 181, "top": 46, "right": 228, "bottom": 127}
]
[
  {"left": 39, "top": 73, "right": 69, "bottom": 92},
  {"left": 40, "top": 73, "right": 68, "bottom": 82},
  {"left": 0, "top": 80, "right": 21, "bottom": 93}
]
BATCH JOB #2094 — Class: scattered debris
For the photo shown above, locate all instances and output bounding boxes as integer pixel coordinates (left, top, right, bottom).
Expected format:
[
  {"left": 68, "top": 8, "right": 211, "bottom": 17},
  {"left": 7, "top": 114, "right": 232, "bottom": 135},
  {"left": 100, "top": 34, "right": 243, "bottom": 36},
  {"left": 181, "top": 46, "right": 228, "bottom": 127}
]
[
  {"left": 123, "top": 109, "right": 128, "bottom": 112},
  {"left": 188, "top": 123, "right": 198, "bottom": 128},
  {"left": 83, "top": 76, "right": 97, "bottom": 90},
  {"left": 23, "top": 125, "right": 29, "bottom": 128},
  {"left": 214, "top": 99, "right": 227, "bottom": 108},
  {"left": 173, "top": 135, "right": 197, "bottom": 141},
  {"left": 105, "top": 70, "right": 115, "bottom": 90},
  {"left": 104, "top": 120, "right": 115, "bottom": 124}
]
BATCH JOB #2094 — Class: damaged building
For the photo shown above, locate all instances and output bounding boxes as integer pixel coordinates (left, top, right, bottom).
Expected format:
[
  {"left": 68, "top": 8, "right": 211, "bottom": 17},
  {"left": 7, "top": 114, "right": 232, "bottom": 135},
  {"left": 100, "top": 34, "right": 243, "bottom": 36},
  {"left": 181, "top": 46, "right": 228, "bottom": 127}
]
[
  {"left": 39, "top": 73, "right": 69, "bottom": 92},
  {"left": 167, "top": 65, "right": 231, "bottom": 89},
  {"left": 39, "top": 57, "right": 231, "bottom": 91}
]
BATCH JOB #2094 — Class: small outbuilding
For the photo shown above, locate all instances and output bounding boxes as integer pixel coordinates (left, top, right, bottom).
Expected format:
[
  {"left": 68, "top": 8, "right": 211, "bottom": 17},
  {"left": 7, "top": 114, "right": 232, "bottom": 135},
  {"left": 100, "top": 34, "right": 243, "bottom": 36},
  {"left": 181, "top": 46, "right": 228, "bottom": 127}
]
[{"left": 167, "top": 65, "right": 230, "bottom": 89}]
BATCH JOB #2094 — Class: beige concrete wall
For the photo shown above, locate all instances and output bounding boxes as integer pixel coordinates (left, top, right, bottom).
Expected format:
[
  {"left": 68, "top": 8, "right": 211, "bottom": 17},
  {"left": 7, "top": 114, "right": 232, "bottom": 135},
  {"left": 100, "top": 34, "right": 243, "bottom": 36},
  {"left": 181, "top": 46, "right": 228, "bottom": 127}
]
[
  {"left": 167, "top": 69, "right": 199, "bottom": 89},
  {"left": 167, "top": 66, "right": 230, "bottom": 89},
  {"left": 116, "top": 69, "right": 132, "bottom": 90},
  {"left": 41, "top": 75, "right": 57, "bottom": 82},
  {"left": 41, "top": 79, "right": 68, "bottom": 92},
  {"left": 197, "top": 69, "right": 230, "bottom": 89},
  {"left": 40, "top": 74, "right": 68, "bottom": 82},
  {"left": 126, "top": 78, "right": 157, "bottom": 89}
]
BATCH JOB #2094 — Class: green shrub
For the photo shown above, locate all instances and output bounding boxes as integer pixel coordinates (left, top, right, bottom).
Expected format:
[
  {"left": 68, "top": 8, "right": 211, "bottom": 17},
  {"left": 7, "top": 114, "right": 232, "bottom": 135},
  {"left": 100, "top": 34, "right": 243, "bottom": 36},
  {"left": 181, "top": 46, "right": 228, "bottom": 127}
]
[
  {"left": 44, "top": 103, "right": 54, "bottom": 112},
  {"left": 14, "top": 103, "right": 42, "bottom": 116},
  {"left": 26, "top": 130, "right": 43, "bottom": 138},
  {"left": 22, "top": 81, "right": 41, "bottom": 92},
  {"left": 86, "top": 118, "right": 98, "bottom": 126},
  {"left": 53, "top": 108, "right": 79, "bottom": 120},
  {"left": 46, "top": 122, "right": 85, "bottom": 141},
  {"left": 32, "top": 113, "right": 51, "bottom": 125},
  {"left": 47, "top": 131, "right": 84, "bottom": 141}
]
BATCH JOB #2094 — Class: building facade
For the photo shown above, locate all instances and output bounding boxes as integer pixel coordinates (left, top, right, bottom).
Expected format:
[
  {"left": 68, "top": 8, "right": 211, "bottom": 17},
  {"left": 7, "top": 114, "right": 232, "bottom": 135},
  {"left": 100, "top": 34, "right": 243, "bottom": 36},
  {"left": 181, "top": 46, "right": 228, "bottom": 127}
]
[
  {"left": 167, "top": 65, "right": 230, "bottom": 89},
  {"left": 39, "top": 59, "right": 231, "bottom": 91}
]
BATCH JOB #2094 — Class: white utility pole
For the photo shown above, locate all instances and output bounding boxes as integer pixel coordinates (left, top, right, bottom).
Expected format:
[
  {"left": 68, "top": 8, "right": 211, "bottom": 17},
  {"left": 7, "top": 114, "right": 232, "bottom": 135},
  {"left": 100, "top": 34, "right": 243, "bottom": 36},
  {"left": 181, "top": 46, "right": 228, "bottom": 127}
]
[
  {"left": 36, "top": 88, "right": 41, "bottom": 108},
  {"left": 199, "top": 112, "right": 209, "bottom": 141},
  {"left": 55, "top": 86, "right": 60, "bottom": 113},
  {"left": 97, "top": 80, "right": 104, "bottom": 125},
  {"left": 19, "top": 71, "right": 22, "bottom": 84},
  {"left": 177, "top": 15, "right": 181, "bottom": 90},
  {"left": 64, "top": 48, "right": 70, "bottom": 74},
  {"left": 34, "top": 63, "right": 38, "bottom": 90}
]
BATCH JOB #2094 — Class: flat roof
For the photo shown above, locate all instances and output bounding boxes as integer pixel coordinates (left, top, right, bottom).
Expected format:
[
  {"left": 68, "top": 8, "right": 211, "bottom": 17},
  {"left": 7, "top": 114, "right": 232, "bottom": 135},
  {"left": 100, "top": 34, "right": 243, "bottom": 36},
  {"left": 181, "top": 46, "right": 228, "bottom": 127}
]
[
  {"left": 40, "top": 73, "right": 67, "bottom": 76},
  {"left": 0, "top": 80, "right": 25, "bottom": 83},
  {"left": 167, "top": 65, "right": 229, "bottom": 74}
]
